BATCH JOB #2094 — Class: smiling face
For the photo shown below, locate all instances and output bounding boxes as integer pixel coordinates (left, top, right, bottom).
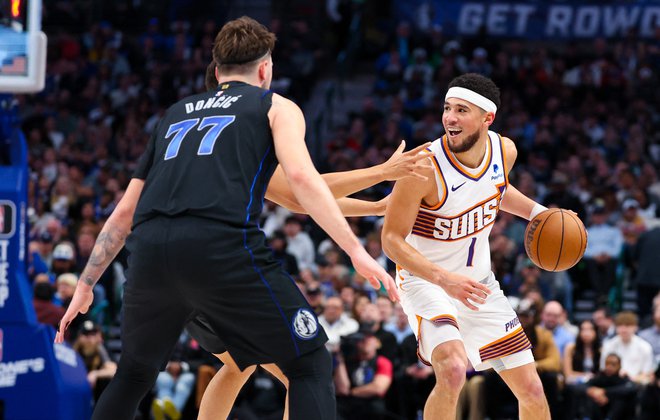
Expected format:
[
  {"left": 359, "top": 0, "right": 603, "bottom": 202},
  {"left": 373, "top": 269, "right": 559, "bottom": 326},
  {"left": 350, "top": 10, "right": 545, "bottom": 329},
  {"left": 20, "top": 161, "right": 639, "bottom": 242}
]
[{"left": 442, "top": 98, "right": 494, "bottom": 153}]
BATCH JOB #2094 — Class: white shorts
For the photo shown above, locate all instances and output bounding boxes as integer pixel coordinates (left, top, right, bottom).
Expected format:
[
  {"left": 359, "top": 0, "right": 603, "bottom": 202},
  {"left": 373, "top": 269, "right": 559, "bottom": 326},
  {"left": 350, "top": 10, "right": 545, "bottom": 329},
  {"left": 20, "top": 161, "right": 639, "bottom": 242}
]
[{"left": 398, "top": 270, "right": 534, "bottom": 372}]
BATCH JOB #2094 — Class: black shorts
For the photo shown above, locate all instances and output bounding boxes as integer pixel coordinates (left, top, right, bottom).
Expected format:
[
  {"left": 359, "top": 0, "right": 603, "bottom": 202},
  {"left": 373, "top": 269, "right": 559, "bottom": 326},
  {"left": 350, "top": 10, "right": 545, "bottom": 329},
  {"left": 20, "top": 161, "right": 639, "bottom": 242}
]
[
  {"left": 121, "top": 216, "right": 327, "bottom": 370},
  {"left": 185, "top": 312, "right": 227, "bottom": 355}
]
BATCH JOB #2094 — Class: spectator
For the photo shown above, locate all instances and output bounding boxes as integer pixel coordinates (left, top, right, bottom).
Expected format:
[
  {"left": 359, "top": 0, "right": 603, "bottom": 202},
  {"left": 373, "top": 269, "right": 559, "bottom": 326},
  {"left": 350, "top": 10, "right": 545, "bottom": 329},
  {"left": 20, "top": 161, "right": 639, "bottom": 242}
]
[
  {"left": 75, "top": 230, "right": 98, "bottom": 272},
  {"left": 384, "top": 303, "right": 413, "bottom": 344},
  {"left": 319, "top": 296, "right": 359, "bottom": 352},
  {"left": 638, "top": 301, "right": 660, "bottom": 363},
  {"left": 358, "top": 303, "right": 398, "bottom": 364},
  {"left": 540, "top": 300, "right": 576, "bottom": 357},
  {"left": 365, "top": 233, "right": 388, "bottom": 270},
  {"left": 51, "top": 241, "right": 77, "bottom": 278},
  {"left": 340, "top": 285, "right": 357, "bottom": 313},
  {"left": 375, "top": 295, "right": 394, "bottom": 325},
  {"left": 32, "top": 281, "right": 65, "bottom": 329},
  {"left": 305, "top": 282, "right": 326, "bottom": 316},
  {"left": 151, "top": 332, "right": 198, "bottom": 420},
  {"left": 283, "top": 216, "right": 315, "bottom": 272},
  {"left": 543, "top": 171, "right": 586, "bottom": 220},
  {"left": 396, "top": 333, "right": 434, "bottom": 419},
  {"left": 563, "top": 320, "right": 602, "bottom": 419},
  {"left": 593, "top": 306, "right": 616, "bottom": 342},
  {"left": 583, "top": 202, "right": 624, "bottom": 304},
  {"left": 267, "top": 230, "right": 299, "bottom": 278},
  {"left": 633, "top": 226, "right": 660, "bottom": 318},
  {"left": 73, "top": 320, "right": 116, "bottom": 401},
  {"left": 640, "top": 363, "right": 660, "bottom": 420},
  {"left": 335, "top": 327, "right": 393, "bottom": 420},
  {"left": 55, "top": 272, "right": 78, "bottom": 308},
  {"left": 601, "top": 311, "right": 655, "bottom": 385},
  {"left": 584, "top": 354, "right": 637, "bottom": 420}
]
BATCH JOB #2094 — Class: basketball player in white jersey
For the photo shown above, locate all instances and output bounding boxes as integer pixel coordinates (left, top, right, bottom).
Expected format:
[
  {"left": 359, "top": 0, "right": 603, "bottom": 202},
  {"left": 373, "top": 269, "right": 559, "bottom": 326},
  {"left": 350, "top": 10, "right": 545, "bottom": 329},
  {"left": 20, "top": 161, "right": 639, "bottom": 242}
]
[{"left": 382, "top": 73, "right": 552, "bottom": 420}]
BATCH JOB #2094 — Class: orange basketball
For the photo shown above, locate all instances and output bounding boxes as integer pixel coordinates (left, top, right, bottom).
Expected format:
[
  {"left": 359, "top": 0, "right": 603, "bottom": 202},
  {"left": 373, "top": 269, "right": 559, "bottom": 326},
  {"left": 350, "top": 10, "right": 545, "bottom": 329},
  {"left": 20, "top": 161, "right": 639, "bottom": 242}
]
[{"left": 524, "top": 208, "right": 587, "bottom": 272}]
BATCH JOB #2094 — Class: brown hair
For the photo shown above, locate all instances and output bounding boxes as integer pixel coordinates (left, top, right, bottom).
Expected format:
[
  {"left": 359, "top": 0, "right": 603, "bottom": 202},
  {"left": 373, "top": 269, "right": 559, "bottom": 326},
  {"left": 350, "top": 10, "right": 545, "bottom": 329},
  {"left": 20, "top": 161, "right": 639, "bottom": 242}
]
[
  {"left": 614, "top": 311, "right": 638, "bottom": 326},
  {"left": 213, "top": 16, "right": 276, "bottom": 75},
  {"left": 205, "top": 62, "right": 218, "bottom": 90}
]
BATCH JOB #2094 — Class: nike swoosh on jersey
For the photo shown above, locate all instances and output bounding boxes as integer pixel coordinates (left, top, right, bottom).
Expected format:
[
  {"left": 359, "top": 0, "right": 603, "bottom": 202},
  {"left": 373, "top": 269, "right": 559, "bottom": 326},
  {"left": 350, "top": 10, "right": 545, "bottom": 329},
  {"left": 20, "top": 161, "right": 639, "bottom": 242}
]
[{"left": 451, "top": 182, "right": 466, "bottom": 192}]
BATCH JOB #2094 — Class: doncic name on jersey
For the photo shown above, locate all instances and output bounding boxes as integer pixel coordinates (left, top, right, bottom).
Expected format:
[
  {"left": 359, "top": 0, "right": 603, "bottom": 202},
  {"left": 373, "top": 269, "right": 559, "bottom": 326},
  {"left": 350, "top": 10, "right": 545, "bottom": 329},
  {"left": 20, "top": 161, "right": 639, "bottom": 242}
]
[{"left": 184, "top": 90, "right": 242, "bottom": 113}]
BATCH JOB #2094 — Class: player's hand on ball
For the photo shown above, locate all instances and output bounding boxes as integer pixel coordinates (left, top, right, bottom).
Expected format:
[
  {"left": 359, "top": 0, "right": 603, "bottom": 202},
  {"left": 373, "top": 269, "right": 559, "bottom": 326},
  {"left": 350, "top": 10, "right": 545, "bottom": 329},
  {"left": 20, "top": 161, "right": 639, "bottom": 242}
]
[
  {"left": 381, "top": 140, "right": 433, "bottom": 181},
  {"left": 442, "top": 272, "right": 491, "bottom": 311},
  {"left": 55, "top": 282, "right": 94, "bottom": 344},
  {"left": 350, "top": 247, "right": 400, "bottom": 302}
]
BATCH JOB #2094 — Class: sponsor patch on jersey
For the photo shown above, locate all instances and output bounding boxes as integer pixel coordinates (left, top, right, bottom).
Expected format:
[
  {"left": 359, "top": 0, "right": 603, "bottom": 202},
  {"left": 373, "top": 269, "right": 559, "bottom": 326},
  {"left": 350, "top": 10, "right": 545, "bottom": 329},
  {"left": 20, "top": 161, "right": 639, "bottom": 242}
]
[{"left": 292, "top": 308, "right": 319, "bottom": 340}]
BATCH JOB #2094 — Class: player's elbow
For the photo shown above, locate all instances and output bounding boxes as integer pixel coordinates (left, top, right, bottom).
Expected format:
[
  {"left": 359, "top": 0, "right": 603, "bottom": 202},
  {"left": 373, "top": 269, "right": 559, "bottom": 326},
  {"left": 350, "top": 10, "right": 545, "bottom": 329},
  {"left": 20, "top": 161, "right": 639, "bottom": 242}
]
[
  {"left": 285, "top": 167, "right": 311, "bottom": 187},
  {"left": 381, "top": 230, "right": 399, "bottom": 259}
]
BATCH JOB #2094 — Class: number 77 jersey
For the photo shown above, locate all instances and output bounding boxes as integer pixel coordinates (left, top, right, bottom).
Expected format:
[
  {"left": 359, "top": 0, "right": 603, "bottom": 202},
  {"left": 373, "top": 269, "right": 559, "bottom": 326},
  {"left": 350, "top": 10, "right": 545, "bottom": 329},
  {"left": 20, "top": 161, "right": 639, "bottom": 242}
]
[
  {"left": 403, "top": 131, "right": 508, "bottom": 282},
  {"left": 132, "top": 81, "right": 278, "bottom": 231}
]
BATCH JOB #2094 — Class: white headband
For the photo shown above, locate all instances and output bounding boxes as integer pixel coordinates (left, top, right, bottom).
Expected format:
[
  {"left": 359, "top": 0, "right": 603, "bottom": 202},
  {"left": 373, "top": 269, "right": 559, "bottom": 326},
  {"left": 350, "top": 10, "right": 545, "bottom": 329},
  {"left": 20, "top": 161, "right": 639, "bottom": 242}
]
[{"left": 445, "top": 86, "right": 497, "bottom": 113}]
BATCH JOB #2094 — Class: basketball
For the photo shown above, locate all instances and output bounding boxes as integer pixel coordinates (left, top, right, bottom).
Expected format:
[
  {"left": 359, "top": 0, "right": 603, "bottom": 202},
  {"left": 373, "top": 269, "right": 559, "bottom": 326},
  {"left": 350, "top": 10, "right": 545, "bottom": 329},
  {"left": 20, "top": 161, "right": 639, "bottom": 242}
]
[{"left": 524, "top": 208, "right": 587, "bottom": 272}]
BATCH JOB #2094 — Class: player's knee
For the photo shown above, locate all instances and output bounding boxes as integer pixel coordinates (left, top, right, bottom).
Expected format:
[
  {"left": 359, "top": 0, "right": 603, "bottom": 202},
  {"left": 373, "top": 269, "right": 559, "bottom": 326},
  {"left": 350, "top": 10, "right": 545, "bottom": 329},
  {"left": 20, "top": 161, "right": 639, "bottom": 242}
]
[
  {"left": 430, "top": 347, "right": 466, "bottom": 390},
  {"left": 280, "top": 346, "right": 332, "bottom": 380},
  {"left": 519, "top": 375, "right": 546, "bottom": 405},
  {"left": 115, "top": 353, "right": 160, "bottom": 385}
]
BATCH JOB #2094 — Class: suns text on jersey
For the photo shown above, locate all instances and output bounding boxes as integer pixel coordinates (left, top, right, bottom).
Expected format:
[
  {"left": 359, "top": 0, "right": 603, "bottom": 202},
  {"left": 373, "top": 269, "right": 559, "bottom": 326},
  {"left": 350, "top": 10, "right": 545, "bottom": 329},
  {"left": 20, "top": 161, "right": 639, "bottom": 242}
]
[{"left": 432, "top": 195, "right": 501, "bottom": 241}]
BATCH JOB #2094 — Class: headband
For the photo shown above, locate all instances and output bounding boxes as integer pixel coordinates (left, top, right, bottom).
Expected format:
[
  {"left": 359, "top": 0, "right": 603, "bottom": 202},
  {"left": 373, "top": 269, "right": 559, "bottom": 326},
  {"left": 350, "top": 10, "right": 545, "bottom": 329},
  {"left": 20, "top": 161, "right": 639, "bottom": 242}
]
[
  {"left": 445, "top": 86, "right": 497, "bottom": 113},
  {"left": 219, "top": 48, "right": 270, "bottom": 65}
]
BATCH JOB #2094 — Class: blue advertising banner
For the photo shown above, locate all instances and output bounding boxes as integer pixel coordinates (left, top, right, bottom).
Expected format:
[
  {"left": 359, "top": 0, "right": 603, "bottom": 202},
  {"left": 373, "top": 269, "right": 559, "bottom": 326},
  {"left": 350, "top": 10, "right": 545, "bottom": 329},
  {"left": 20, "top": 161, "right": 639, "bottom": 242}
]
[{"left": 397, "top": 1, "right": 660, "bottom": 39}]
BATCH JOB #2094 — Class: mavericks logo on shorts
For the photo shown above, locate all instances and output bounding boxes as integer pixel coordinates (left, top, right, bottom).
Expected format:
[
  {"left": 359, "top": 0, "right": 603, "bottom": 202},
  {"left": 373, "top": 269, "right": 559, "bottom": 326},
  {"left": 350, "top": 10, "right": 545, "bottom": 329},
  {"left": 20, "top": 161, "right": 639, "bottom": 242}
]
[{"left": 292, "top": 309, "right": 318, "bottom": 340}]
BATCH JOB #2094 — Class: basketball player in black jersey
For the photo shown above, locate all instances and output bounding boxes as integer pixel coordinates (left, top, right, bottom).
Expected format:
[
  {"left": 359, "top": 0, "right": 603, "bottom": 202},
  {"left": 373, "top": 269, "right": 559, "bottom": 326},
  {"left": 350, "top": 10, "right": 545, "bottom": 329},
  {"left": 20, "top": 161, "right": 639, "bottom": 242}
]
[{"left": 55, "top": 17, "right": 427, "bottom": 420}]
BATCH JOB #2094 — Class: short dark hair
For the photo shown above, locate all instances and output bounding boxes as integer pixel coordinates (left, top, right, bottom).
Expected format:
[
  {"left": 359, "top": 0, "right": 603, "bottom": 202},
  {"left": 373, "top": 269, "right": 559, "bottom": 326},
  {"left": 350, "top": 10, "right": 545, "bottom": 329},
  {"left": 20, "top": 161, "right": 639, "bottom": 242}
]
[
  {"left": 33, "top": 282, "right": 54, "bottom": 301},
  {"left": 213, "top": 16, "right": 276, "bottom": 75},
  {"left": 447, "top": 73, "right": 501, "bottom": 110},
  {"left": 205, "top": 62, "right": 218, "bottom": 91}
]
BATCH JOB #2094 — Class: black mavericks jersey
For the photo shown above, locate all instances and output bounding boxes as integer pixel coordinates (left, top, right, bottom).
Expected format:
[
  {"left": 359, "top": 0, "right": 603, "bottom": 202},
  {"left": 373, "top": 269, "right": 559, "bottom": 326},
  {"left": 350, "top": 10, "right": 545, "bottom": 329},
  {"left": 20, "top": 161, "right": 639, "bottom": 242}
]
[{"left": 133, "top": 81, "right": 277, "bottom": 232}]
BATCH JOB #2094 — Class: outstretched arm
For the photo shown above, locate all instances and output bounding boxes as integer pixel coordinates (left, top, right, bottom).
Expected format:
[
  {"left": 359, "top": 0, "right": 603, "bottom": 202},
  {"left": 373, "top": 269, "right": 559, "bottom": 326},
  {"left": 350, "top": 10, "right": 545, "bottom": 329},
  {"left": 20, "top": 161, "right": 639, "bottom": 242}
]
[
  {"left": 55, "top": 179, "right": 144, "bottom": 343},
  {"left": 270, "top": 94, "right": 398, "bottom": 301},
  {"left": 265, "top": 141, "right": 431, "bottom": 208}
]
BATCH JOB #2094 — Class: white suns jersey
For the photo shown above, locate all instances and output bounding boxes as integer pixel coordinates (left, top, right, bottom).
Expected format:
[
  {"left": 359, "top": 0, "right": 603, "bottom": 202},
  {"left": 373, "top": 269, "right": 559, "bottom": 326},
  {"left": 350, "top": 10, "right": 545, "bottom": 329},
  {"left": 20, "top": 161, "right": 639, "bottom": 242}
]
[{"left": 403, "top": 131, "right": 508, "bottom": 281}]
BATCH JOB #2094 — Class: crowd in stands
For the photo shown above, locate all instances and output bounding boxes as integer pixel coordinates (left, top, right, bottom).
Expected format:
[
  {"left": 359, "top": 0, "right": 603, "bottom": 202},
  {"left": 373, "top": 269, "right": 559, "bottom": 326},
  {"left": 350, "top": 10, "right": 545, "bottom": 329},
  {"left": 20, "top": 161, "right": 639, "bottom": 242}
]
[{"left": 13, "top": 1, "right": 660, "bottom": 418}]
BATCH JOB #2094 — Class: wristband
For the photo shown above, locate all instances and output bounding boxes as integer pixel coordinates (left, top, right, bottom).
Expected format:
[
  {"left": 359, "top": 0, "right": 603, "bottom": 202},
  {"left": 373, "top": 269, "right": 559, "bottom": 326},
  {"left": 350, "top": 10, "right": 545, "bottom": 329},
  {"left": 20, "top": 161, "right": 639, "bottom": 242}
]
[{"left": 529, "top": 203, "right": 548, "bottom": 220}]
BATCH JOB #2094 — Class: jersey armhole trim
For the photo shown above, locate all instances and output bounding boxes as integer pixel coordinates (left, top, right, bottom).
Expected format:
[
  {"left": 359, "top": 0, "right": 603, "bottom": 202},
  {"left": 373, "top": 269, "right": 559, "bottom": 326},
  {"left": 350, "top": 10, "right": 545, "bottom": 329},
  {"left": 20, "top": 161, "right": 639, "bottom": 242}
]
[
  {"left": 420, "top": 148, "right": 447, "bottom": 211},
  {"left": 497, "top": 132, "right": 509, "bottom": 187}
]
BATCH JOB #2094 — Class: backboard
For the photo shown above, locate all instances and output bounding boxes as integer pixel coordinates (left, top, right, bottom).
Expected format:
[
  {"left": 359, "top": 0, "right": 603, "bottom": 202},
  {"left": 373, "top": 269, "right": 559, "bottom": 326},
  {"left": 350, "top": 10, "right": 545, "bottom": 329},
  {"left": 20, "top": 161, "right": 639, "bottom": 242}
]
[{"left": 0, "top": 0, "right": 47, "bottom": 93}]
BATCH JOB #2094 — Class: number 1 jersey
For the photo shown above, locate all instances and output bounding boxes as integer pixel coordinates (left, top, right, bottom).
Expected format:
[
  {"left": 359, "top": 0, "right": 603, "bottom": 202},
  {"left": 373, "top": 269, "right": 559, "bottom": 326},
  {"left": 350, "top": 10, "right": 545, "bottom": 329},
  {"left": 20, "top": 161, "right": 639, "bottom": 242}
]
[{"left": 404, "top": 131, "right": 509, "bottom": 281}]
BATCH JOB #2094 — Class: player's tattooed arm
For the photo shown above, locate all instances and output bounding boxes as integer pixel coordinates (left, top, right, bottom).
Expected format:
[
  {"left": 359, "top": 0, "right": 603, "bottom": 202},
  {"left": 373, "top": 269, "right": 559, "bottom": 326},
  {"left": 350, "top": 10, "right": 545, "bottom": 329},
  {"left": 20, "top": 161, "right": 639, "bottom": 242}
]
[
  {"left": 81, "top": 224, "right": 130, "bottom": 286},
  {"left": 79, "top": 179, "right": 144, "bottom": 287},
  {"left": 55, "top": 179, "right": 144, "bottom": 344}
]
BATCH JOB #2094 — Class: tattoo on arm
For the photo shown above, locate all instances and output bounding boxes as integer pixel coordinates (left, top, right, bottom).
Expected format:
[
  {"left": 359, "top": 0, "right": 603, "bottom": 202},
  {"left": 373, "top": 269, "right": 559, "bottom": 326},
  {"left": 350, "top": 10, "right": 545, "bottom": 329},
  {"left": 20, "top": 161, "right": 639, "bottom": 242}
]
[{"left": 81, "top": 223, "right": 129, "bottom": 287}]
